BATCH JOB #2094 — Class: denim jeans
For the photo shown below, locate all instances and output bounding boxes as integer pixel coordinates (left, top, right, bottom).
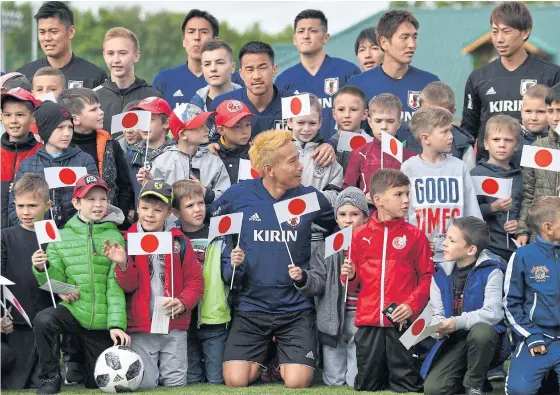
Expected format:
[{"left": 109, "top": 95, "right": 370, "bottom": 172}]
[{"left": 187, "top": 324, "right": 228, "bottom": 384}]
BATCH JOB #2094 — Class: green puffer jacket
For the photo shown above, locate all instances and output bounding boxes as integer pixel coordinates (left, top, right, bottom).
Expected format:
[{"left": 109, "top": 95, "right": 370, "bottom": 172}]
[
  {"left": 33, "top": 207, "right": 127, "bottom": 330},
  {"left": 518, "top": 128, "right": 560, "bottom": 241}
]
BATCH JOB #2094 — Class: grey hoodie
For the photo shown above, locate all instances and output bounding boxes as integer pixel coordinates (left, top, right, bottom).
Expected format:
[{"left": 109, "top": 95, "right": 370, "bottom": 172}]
[
  {"left": 401, "top": 154, "right": 482, "bottom": 262},
  {"left": 150, "top": 145, "right": 231, "bottom": 203}
]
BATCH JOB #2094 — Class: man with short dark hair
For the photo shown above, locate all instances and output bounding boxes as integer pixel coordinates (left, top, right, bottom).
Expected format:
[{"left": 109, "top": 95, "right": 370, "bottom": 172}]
[
  {"left": 17, "top": 1, "right": 107, "bottom": 89},
  {"left": 153, "top": 9, "right": 243, "bottom": 109},
  {"left": 461, "top": 1, "right": 560, "bottom": 161},
  {"left": 275, "top": 9, "right": 361, "bottom": 140},
  {"left": 347, "top": 10, "right": 439, "bottom": 123}
]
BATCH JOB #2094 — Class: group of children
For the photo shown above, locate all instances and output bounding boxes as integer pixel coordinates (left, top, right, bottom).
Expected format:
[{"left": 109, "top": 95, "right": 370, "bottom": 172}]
[{"left": 3, "top": 31, "right": 560, "bottom": 395}]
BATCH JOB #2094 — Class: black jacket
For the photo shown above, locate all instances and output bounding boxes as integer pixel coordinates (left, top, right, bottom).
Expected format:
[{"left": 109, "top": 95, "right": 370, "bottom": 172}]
[
  {"left": 217, "top": 139, "right": 250, "bottom": 185},
  {"left": 397, "top": 122, "right": 475, "bottom": 159},
  {"left": 93, "top": 78, "right": 163, "bottom": 132}
]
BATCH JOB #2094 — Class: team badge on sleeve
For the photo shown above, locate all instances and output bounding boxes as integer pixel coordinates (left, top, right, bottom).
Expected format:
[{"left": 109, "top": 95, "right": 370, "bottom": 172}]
[
  {"left": 407, "top": 91, "right": 421, "bottom": 110},
  {"left": 520, "top": 79, "right": 538, "bottom": 95},
  {"left": 324, "top": 77, "right": 339, "bottom": 96}
]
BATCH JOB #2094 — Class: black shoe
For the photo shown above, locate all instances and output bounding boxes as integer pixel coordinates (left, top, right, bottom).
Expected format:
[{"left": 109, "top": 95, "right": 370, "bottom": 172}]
[
  {"left": 64, "top": 362, "right": 84, "bottom": 385},
  {"left": 465, "top": 388, "right": 485, "bottom": 395},
  {"left": 36, "top": 376, "right": 62, "bottom": 395}
]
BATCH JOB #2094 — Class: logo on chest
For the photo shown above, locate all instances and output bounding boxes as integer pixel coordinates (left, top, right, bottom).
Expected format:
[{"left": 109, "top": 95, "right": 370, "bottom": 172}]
[
  {"left": 520, "top": 79, "right": 538, "bottom": 96},
  {"left": 324, "top": 77, "right": 339, "bottom": 96},
  {"left": 408, "top": 91, "right": 421, "bottom": 110},
  {"left": 530, "top": 265, "right": 550, "bottom": 282},
  {"left": 392, "top": 235, "right": 407, "bottom": 250}
]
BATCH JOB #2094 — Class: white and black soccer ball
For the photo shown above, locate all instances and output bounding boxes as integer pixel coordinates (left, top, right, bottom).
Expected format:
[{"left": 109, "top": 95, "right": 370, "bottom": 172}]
[{"left": 94, "top": 346, "right": 144, "bottom": 393}]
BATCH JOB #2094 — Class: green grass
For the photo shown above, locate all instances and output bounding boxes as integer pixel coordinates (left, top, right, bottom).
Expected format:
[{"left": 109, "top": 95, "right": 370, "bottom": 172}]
[{"left": 3, "top": 381, "right": 506, "bottom": 395}]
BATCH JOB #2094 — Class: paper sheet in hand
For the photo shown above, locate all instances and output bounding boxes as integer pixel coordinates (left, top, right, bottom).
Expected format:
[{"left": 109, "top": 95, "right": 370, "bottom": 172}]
[
  {"left": 150, "top": 296, "right": 171, "bottom": 334},
  {"left": 40, "top": 280, "right": 78, "bottom": 295}
]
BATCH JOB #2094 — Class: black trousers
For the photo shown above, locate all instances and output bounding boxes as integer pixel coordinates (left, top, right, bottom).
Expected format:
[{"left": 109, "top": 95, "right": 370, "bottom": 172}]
[
  {"left": 33, "top": 306, "right": 113, "bottom": 389},
  {"left": 354, "top": 326, "right": 423, "bottom": 393},
  {"left": 1, "top": 326, "right": 43, "bottom": 390},
  {"left": 424, "top": 323, "right": 500, "bottom": 395}
]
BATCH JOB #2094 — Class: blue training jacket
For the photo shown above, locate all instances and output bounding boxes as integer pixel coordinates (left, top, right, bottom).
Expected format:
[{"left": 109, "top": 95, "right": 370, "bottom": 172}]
[
  {"left": 504, "top": 236, "right": 560, "bottom": 349},
  {"left": 208, "top": 179, "right": 336, "bottom": 314}
]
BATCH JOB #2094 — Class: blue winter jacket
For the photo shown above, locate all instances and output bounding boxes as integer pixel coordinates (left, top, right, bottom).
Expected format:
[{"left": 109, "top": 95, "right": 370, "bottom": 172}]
[{"left": 504, "top": 236, "right": 560, "bottom": 350}]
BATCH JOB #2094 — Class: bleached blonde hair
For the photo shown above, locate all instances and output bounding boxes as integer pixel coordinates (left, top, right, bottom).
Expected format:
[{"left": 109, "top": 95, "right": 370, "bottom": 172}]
[{"left": 249, "top": 129, "right": 293, "bottom": 174}]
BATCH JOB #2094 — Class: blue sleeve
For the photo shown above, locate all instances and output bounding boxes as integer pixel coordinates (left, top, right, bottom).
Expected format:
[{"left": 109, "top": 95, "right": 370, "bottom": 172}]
[
  {"left": 190, "top": 93, "right": 204, "bottom": 108},
  {"left": 504, "top": 251, "right": 544, "bottom": 348},
  {"left": 232, "top": 72, "right": 245, "bottom": 87},
  {"left": 152, "top": 71, "right": 164, "bottom": 93},
  {"left": 344, "top": 64, "right": 361, "bottom": 83},
  {"left": 313, "top": 188, "right": 337, "bottom": 233}
]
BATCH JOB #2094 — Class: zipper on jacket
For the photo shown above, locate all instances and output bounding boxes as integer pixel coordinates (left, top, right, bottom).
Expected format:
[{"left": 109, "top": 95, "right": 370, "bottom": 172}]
[
  {"left": 10, "top": 145, "right": 18, "bottom": 182},
  {"left": 380, "top": 226, "right": 388, "bottom": 326},
  {"left": 529, "top": 292, "right": 538, "bottom": 322},
  {"left": 87, "top": 222, "right": 96, "bottom": 329}
]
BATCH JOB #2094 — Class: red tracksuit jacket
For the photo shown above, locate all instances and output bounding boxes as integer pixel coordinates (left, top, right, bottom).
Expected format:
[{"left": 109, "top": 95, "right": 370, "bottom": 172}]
[
  {"left": 115, "top": 224, "right": 204, "bottom": 332},
  {"left": 348, "top": 212, "right": 434, "bottom": 327}
]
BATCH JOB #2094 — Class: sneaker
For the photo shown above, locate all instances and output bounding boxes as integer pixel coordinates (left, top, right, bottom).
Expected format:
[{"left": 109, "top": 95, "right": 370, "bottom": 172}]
[
  {"left": 465, "top": 388, "right": 485, "bottom": 395},
  {"left": 36, "top": 376, "right": 62, "bottom": 395},
  {"left": 487, "top": 365, "right": 506, "bottom": 382},
  {"left": 64, "top": 362, "right": 84, "bottom": 385}
]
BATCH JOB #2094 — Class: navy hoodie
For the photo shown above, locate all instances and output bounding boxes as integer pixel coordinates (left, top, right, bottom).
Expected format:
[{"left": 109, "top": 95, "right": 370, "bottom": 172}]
[{"left": 470, "top": 159, "right": 523, "bottom": 261}]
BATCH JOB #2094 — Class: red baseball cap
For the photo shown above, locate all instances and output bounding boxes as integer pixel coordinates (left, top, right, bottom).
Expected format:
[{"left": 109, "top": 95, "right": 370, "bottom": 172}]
[
  {"left": 1, "top": 87, "right": 38, "bottom": 108},
  {"left": 73, "top": 175, "right": 109, "bottom": 199},
  {"left": 129, "top": 97, "right": 171, "bottom": 117},
  {"left": 215, "top": 100, "right": 255, "bottom": 127},
  {"left": 168, "top": 103, "right": 216, "bottom": 139}
]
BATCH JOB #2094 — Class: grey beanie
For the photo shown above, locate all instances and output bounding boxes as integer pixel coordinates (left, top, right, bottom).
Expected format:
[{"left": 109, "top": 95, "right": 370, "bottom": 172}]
[{"left": 334, "top": 187, "right": 369, "bottom": 217}]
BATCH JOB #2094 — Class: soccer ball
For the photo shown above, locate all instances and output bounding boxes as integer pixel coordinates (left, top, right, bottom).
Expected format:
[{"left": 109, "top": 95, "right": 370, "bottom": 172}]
[{"left": 94, "top": 346, "right": 144, "bottom": 393}]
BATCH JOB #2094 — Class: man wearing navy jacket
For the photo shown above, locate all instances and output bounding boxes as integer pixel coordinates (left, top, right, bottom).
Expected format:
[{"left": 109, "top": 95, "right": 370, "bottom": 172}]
[
  {"left": 275, "top": 9, "right": 361, "bottom": 140},
  {"left": 210, "top": 130, "right": 336, "bottom": 389}
]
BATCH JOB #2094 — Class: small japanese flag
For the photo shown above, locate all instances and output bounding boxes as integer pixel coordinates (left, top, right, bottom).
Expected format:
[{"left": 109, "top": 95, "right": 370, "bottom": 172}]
[
  {"left": 35, "top": 220, "right": 62, "bottom": 245},
  {"left": 281, "top": 93, "right": 311, "bottom": 119},
  {"left": 472, "top": 176, "right": 512, "bottom": 199},
  {"left": 381, "top": 132, "right": 403, "bottom": 162},
  {"left": 238, "top": 159, "right": 261, "bottom": 182},
  {"left": 4, "top": 286, "right": 32, "bottom": 327},
  {"left": 325, "top": 226, "right": 353, "bottom": 259},
  {"left": 44, "top": 167, "right": 87, "bottom": 188},
  {"left": 208, "top": 213, "right": 243, "bottom": 242},
  {"left": 274, "top": 192, "right": 320, "bottom": 224},
  {"left": 36, "top": 92, "right": 57, "bottom": 103},
  {"left": 128, "top": 232, "right": 173, "bottom": 255},
  {"left": 111, "top": 111, "right": 151, "bottom": 134},
  {"left": 337, "top": 131, "right": 373, "bottom": 152},
  {"left": 520, "top": 145, "right": 560, "bottom": 172},
  {"left": 399, "top": 304, "right": 435, "bottom": 350}
]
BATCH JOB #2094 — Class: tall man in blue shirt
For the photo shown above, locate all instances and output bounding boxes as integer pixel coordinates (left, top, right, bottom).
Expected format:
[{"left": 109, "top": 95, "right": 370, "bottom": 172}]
[
  {"left": 347, "top": 10, "right": 439, "bottom": 123},
  {"left": 275, "top": 10, "right": 361, "bottom": 140},
  {"left": 153, "top": 9, "right": 243, "bottom": 109}
]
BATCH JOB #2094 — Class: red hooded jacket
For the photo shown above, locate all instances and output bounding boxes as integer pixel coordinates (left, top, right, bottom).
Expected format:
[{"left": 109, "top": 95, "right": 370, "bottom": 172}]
[
  {"left": 347, "top": 212, "right": 434, "bottom": 327},
  {"left": 114, "top": 224, "right": 204, "bottom": 332}
]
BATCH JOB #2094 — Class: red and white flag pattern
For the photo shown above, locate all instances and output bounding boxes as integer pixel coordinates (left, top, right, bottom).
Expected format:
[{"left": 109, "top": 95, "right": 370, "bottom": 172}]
[
  {"left": 35, "top": 220, "right": 62, "bottom": 244},
  {"left": 472, "top": 176, "right": 512, "bottom": 199},
  {"left": 325, "top": 226, "right": 353, "bottom": 259},
  {"left": 208, "top": 213, "right": 243, "bottom": 242},
  {"left": 281, "top": 94, "right": 311, "bottom": 119},
  {"left": 274, "top": 192, "right": 320, "bottom": 224},
  {"left": 128, "top": 232, "right": 173, "bottom": 255},
  {"left": 4, "top": 286, "right": 32, "bottom": 327},
  {"left": 44, "top": 167, "right": 87, "bottom": 188},
  {"left": 381, "top": 132, "right": 403, "bottom": 162},
  {"left": 399, "top": 304, "right": 436, "bottom": 350},
  {"left": 111, "top": 111, "right": 151, "bottom": 134},
  {"left": 520, "top": 145, "right": 560, "bottom": 172},
  {"left": 337, "top": 131, "right": 373, "bottom": 152},
  {"left": 238, "top": 159, "right": 261, "bottom": 182}
]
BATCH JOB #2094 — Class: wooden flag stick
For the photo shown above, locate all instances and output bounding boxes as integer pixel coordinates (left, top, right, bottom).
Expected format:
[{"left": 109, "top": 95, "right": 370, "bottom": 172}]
[
  {"left": 37, "top": 239, "right": 57, "bottom": 309},
  {"left": 230, "top": 230, "right": 242, "bottom": 291}
]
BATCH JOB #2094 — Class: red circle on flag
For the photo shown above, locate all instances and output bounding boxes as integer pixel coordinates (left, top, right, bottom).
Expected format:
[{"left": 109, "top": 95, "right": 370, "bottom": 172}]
[
  {"left": 411, "top": 318, "right": 426, "bottom": 336},
  {"left": 250, "top": 168, "right": 260, "bottom": 179},
  {"left": 481, "top": 179, "right": 499, "bottom": 195},
  {"left": 218, "top": 216, "right": 232, "bottom": 234},
  {"left": 140, "top": 234, "right": 159, "bottom": 253},
  {"left": 288, "top": 198, "right": 306, "bottom": 216},
  {"left": 45, "top": 221, "right": 57, "bottom": 240},
  {"left": 333, "top": 233, "right": 345, "bottom": 251},
  {"left": 535, "top": 149, "right": 553, "bottom": 168},
  {"left": 290, "top": 97, "right": 302, "bottom": 116},
  {"left": 350, "top": 136, "right": 367, "bottom": 150},
  {"left": 59, "top": 168, "right": 77, "bottom": 185},
  {"left": 390, "top": 139, "right": 399, "bottom": 156},
  {"left": 122, "top": 112, "right": 139, "bottom": 128}
]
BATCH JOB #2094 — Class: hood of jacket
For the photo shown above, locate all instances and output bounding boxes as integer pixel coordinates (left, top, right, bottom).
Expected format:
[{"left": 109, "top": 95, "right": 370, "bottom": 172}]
[
  {"left": 102, "top": 77, "right": 151, "bottom": 95},
  {"left": 521, "top": 126, "right": 548, "bottom": 145},
  {"left": 1, "top": 131, "right": 39, "bottom": 151},
  {"left": 194, "top": 82, "right": 243, "bottom": 104},
  {"left": 217, "top": 137, "right": 250, "bottom": 158},
  {"left": 436, "top": 249, "right": 504, "bottom": 276},
  {"left": 452, "top": 124, "right": 475, "bottom": 150},
  {"left": 473, "top": 158, "right": 522, "bottom": 178},
  {"left": 35, "top": 145, "right": 85, "bottom": 161}
]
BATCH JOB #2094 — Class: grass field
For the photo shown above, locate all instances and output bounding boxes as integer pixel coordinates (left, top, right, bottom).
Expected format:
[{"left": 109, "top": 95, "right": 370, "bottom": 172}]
[{"left": 3, "top": 380, "right": 506, "bottom": 395}]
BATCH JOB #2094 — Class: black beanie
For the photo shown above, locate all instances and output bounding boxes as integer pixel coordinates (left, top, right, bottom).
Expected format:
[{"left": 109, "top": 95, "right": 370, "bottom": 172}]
[{"left": 34, "top": 101, "right": 73, "bottom": 143}]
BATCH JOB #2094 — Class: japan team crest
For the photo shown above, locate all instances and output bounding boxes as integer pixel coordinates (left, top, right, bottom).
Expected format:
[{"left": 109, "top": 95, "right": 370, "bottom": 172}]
[
  {"left": 286, "top": 216, "right": 301, "bottom": 228},
  {"left": 530, "top": 265, "right": 550, "bottom": 282},
  {"left": 324, "top": 77, "right": 339, "bottom": 96},
  {"left": 520, "top": 79, "right": 538, "bottom": 95},
  {"left": 68, "top": 80, "right": 84, "bottom": 89},
  {"left": 408, "top": 91, "right": 421, "bottom": 110}
]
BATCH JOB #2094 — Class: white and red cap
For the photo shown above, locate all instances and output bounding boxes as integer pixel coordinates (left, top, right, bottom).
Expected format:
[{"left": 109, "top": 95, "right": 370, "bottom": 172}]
[
  {"left": 215, "top": 100, "right": 255, "bottom": 127},
  {"left": 129, "top": 96, "right": 172, "bottom": 117},
  {"left": 168, "top": 103, "right": 216, "bottom": 139}
]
